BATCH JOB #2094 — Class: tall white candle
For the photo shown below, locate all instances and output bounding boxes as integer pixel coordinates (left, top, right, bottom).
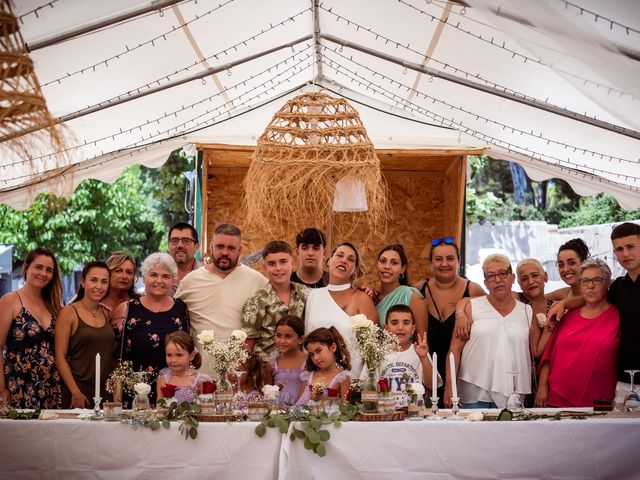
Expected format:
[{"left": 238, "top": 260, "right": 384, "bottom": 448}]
[
  {"left": 94, "top": 353, "right": 101, "bottom": 400},
  {"left": 431, "top": 352, "right": 438, "bottom": 396},
  {"left": 449, "top": 352, "right": 458, "bottom": 399}
]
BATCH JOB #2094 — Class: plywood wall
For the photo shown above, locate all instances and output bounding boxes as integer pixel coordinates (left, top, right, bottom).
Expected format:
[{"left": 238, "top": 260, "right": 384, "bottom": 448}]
[{"left": 200, "top": 145, "right": 469, "bottom": 287}]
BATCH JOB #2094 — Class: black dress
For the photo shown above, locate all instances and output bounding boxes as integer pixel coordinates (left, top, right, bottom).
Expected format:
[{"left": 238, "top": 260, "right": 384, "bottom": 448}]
[
  {"left": 119, "top": 298, "right": 189, "bottom": 404},
  {"left": 420, "top": 279, "right": 471, "bottom": 408}
]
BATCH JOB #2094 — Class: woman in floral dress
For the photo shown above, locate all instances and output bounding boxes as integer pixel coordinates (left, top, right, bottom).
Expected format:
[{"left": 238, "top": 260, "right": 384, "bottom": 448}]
[
  {"left": 0, "top": 247, "right": 63, "bottom": 408},
  {"left": 113, "top": 253, "right": 189, "bottom": 404}
]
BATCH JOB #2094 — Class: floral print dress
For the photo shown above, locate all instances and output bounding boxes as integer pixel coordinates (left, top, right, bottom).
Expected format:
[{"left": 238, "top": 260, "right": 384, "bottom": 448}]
[
  {"left": 5, "top": 305, "right": 61, "bottom": 409},
  {"left": 119, "top": 298, "right": 189, "bottom": 404}
]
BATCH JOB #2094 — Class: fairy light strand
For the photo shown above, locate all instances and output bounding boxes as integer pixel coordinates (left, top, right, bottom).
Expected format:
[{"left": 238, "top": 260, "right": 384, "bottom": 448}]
[
  {"left": 396, "top": 0, "right": 636, "bottom": 100},
  {"left": 559, "top": 0, "right": 640, "bottom": 35},
  {"left": 17, "top": 1, "right": 58, "bottom": 23},
  {"left": 320, "top": 52, "right": 640, "bottom": 184},
  {"left": 2, "top": 48, "right": 314, "bottom": 174},
  {"left": 322, "top": 45, "right": 637, "bottom": 166}
]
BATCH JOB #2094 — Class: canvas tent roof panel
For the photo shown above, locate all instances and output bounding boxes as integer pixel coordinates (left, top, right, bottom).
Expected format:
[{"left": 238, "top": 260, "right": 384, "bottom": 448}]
[{"left": 2, "top": 0, "right": 639, "bottom": 210}]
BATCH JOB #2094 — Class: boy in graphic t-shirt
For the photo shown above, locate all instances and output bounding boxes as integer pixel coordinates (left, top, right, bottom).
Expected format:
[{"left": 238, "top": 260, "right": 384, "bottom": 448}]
[{"left": 361, "top": 304, "right": 442, "bottom": 408}]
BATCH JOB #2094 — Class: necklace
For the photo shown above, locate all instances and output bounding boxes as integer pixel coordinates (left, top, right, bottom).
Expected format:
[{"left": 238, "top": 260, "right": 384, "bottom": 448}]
[
  {"left": 327, "top": 283, "right": 351, "bottom": 292},
  {"left": 79, "top": 300, "right": 99, "bottom": 317}
]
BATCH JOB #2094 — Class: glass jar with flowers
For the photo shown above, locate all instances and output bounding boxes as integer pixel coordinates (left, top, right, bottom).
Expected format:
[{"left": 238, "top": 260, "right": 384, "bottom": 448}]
[
  {"left": 132, "top": 382, "right": 152, "bottom": 410},
  {"left": 377, "top": 379, "right": 395, "bottom": 414},
  {"left": 197, "top": 329, "right": 248, "bottom": 415},
  {"left": 351, "top": 314, "right": 399, "bottom": 413}
]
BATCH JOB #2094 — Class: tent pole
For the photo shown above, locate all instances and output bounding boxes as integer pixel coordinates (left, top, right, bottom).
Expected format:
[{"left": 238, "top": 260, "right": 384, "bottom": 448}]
[
  {"left": 26, "top": 0, "right": 185, "bottom": 52},
  {"left": 320, "top": 33, "right": 640, "bottom": 141},
  {"left": 1, "top": 34, "right": 314, "bottom": 143},
  {"left": 312, "top": 0, "right": 323, "bottom": 81}
]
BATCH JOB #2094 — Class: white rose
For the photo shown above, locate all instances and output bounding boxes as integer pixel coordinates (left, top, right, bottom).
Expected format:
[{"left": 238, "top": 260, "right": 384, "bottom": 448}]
[
  {"left": 134, "top": 382, "right": 151, "bottom": 395},
  {"left": 197, "top": 330, "right": 215, "bottom": 345},
  {"left": 230, "top": 330, "right": 247, "bottom": 343},
  {"left": 261, "top": 384, "right": 280, "bottom": 401},
  {"left": 536, "top": 313, "right": 547, "bottom": 328},
  {"left": 410, "top": 383, "right": 425, "bottom": 396},
  {"left": 351, "top": 314, "right": 374, "bottom": 330},
  {"left": 467, "top": 411, "right": 484, "bottom": 422}
]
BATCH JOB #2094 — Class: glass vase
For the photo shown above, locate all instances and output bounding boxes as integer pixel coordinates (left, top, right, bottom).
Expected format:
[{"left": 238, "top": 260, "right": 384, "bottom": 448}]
[
  {"left": 132, "top": 393, "right": 150, "bottom": 411},
  {"left": 362, "top": 371, "right": 379, "bottom": 413},
  {"left": 215, "top": 370, "right": 233, "bottom": 414}
]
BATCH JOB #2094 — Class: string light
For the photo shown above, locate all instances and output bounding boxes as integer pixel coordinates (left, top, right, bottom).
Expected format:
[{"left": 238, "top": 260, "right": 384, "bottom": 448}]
[
  {"left": 2, "top": 47, "right": 314, "bottom": 174},
  {"left": 37, "top": 5, "right": 310, "bottom": 91},
  {"left": 17, "top": 0, "right": 58, "bottom": 23},
  {"left": 321, "top": 48, "right": 639, "bottom": 184},
  {"left": 559, "top": 0, "right": 640, "bottom": 35},
  {"left": 323, "top": 46, "right": 637, "bottom": 166}
]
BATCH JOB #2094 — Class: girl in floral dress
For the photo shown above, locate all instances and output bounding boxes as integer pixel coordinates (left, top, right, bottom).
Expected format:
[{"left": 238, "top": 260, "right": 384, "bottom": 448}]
[
  {"left": 157, "top": 331, "right": 210, "bottom": 403},
  {"left": 113, "top": 253, "right": 189, "bottom": 405},
  {"left": 0, "top": 248, "right": 63, "bottom": 408},
  {"left": 296, "top": 327, "right": 353, "bottom": 404},
  {"left": 268, "top": 315, "right": 307, "bottom": 405}
]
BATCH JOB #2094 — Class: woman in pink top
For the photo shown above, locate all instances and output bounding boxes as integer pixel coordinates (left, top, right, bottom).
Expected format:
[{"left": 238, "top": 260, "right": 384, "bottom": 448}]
[{"left": 536, "top": 259, "right": 620, "bottom": 408}]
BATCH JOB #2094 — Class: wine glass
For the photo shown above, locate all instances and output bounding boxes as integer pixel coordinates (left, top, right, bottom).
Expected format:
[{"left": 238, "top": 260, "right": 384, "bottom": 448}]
[
  {"left": 233, "top": 370, "right": 248, "bottom": 415},
  {"left": 505, "top": 371, "right": 523, "bottom": 411},
  {"left": 623, "top": 370, "right": 640, "bottom": 412}
]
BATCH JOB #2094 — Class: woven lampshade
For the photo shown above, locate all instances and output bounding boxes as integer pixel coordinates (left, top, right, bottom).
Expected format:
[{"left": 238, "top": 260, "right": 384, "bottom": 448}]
[
  {"left": 243, "top": 91, "right": 389, "bottom": 236},
  {"left": 0, "top": 0, "right": 66, "bottom": 162}
]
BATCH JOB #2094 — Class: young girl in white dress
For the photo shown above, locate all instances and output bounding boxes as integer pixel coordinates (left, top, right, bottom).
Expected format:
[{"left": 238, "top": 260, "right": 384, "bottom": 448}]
[{"left": 295, "top": 327, "right": 352, "bottom": 404}]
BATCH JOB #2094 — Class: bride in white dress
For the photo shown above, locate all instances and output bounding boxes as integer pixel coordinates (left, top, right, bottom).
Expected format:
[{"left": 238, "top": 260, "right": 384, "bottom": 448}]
[{"left": 304, "top": 242, "right": 379, "bottom": 376}]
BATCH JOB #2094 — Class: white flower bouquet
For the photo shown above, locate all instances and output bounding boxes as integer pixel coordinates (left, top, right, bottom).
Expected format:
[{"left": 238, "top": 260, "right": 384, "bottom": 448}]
[
  {"left": 351, "top": 314, "right": 399, "bottom": 374},
  {"left": 198, "top": 329, "right": 249, "bottom": 382}
]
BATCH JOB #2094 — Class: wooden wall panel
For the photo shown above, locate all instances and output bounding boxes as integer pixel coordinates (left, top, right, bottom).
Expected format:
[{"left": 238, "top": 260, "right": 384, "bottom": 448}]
[{"left": 200, "top": 145, "right": 467, "bottom": 284}]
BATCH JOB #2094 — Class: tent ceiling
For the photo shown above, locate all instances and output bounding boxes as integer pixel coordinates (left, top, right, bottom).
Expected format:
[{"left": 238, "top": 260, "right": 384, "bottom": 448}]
[{"left": 2, "top": 0, "right": 639, "bottom": 210}]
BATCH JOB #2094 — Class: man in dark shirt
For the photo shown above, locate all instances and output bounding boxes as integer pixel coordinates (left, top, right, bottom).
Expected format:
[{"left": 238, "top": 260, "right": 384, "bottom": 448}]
[
  {"left": 609, "top": 222, "right": 640, "bottom": 405},
  {"left": 290, "top": 227, "right": 329, "bottom": 288}
]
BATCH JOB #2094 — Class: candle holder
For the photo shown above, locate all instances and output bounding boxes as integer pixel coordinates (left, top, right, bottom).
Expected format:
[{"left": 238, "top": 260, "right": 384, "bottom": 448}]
[
  {"left": 426, "top": 396, "right": 443, "bottom": 420},
  {"left": 448, "top": 396, "right": 464, "bottom": 421},
  {"left": 93, "top": 396, "right": 103, "bottom": 419}
]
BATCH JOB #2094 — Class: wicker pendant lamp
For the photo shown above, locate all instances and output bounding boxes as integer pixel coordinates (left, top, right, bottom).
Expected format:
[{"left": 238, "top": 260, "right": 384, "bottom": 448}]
[
  {"left": 0, "top": 0, "right": 66, "bottom": 161},
  {"left": 243, "top": 91, "right": 389, "bottom": 236}
]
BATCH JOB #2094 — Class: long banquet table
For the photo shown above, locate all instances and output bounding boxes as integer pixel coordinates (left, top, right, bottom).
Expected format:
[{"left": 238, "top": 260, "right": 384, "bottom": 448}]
[{"left": 2, "top": 410, "right": 639, "bottom": 480}]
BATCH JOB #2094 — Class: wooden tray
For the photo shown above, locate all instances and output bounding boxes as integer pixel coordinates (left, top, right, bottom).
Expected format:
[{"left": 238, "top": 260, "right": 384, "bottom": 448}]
[
  {"left": 352, "top": 411, "right": 406, "bottom": 422},
  {"left": 196, "top": 413, "right": 243, "bottom": 422}
]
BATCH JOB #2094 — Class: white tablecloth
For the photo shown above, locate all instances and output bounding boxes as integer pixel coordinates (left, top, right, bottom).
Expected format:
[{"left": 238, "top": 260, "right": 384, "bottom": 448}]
[
  {"left": 279, "top": 414, "right": 640, "bottom": 479},
  {"left": 0, "top": 417, "right": 282, "bottom": 480},
  {"left": 3, "top": 411, "right": 639, "bottom": 480}
]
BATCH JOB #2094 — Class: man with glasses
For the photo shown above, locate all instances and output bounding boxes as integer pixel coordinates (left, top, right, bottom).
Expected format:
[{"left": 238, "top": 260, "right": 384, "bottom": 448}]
[{"left": 168, "top": 222, "right": 202, "bottom": 297}]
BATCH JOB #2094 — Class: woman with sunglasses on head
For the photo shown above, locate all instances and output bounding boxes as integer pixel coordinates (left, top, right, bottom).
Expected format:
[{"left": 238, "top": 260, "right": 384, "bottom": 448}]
[
  {"left": 414, "top": 237, "right": 484, "bottom": 406},
  {"left": 535, "top": 259, "right": 619, "bottom": 408},
  {"left": 444, "top": 254, "right": 536, "bottom": 409}
]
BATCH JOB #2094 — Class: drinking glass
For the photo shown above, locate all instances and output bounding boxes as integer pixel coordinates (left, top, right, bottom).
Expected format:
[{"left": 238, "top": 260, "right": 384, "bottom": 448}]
[
  {"left": 623, "top": 370, "right": 640, "bottom": 412},
  {"left": 233, "top": 370, "right": 248, "bottom": 415}
]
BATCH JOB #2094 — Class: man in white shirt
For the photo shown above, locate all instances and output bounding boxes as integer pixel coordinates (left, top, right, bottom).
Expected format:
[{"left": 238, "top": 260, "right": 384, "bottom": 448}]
[{"left": 175, "top": 223, "right": 267, "bottom": 372}]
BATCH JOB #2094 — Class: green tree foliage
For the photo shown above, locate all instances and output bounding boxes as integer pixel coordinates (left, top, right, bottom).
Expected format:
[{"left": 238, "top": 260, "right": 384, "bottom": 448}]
[
  {"left": 0, "top": 165, "right": 164, "bottom": 273},
  {"left": 466, "top": 155, "right": 634, "bottom": 227}
]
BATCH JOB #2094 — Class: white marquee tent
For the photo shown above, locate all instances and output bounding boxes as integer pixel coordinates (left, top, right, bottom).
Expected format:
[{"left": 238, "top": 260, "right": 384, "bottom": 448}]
[{"left": 2, "top": 0, "right": 639, "bottom": 210}]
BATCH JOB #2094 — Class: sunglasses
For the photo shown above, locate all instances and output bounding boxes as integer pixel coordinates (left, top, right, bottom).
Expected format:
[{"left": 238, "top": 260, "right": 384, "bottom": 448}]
[{"left": 431, "top": 237, "right": 455, "bottom": 247}]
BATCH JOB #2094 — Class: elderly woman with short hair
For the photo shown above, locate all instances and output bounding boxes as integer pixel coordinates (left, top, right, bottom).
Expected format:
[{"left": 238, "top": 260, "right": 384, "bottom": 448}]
[
  {"left": 444, "top": 254, "right": 535, "bottom": 409},
  {"left": 535, "top": 259, "right": 620, "bottom": 408},
  {"left": 113, "top": 253, "right": 190, "bottom": 404}
]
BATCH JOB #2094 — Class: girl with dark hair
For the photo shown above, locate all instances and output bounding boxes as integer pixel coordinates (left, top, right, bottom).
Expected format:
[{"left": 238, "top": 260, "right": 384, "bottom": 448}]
[
  {"left": 295, "top": 327, "right": 352, "bottom": 404},
  {"left": 268, "top": 315, "right": 307, "bottom": 405},
  {"left": 55, "top": 261, "right": 114, "bottom": 408},
  {"left": 0, "top": 247, "right": 63, "bottom": 408},
  {"left": 156, "top": 331, "right": 211, "bottom": 404},
  {"left": 548, "top": 238, "right": 591, "bottom": 301},
  {"left": 375, "top": 244, "right": 427, "bottom": 334},
  {"left": 305, "top": 242, "right": 378, "bottom": 376}
]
